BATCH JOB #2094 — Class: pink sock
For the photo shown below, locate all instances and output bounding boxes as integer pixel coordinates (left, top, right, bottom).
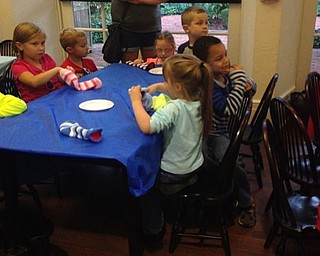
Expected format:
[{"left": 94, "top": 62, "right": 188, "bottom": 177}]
[
  {"left": 76, "top": 77, "right": 102, "bottom": 91},
  {"left": 59, "top": 69, "right": 102, "bottom": 91},
  {"left": 59, "top": 69, "right": 78, "bottom": 87}
]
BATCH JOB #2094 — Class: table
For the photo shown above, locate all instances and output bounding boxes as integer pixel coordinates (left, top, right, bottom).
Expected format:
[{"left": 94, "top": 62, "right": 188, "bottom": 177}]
[
  {"left": 0, "top": 56, "right": 16, "bottom": 77},
  {"left": 0, "top": 63, "right": 164, "bottom": 255}
]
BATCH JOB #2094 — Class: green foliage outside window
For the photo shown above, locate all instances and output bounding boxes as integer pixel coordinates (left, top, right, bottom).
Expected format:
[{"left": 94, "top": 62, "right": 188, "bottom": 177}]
[{"left": 86, "top": 2, "right": 229, "bottom": 44}]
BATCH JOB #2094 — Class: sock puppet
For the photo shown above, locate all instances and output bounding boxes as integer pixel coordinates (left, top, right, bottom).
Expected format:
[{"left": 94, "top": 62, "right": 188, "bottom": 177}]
[
  {"left": 59, "top": 69, "right": 102, "bottom": 91},
  {"left": 59, "top": 121, "right": 102, "bottom": 142}
]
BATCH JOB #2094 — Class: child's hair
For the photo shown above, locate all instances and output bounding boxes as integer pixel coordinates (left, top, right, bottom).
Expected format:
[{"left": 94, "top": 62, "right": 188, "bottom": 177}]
[
  {"left": 12, "top": 22, "right": 45, "bottom": 56},
  {"left": 193, "top": 36, "right": 222, "bottom": 62},
  {"left": 181, "top": 6, "right": 207, "bottom": 26},
  {"left": 59, "top": 28, "right": 86, "bottom": 51},
  {"left": 155, "top": 31, "right": 176, "bottom": 50},
  {"left": 163, "top": 54, "right": 212, "bottom": 138}
]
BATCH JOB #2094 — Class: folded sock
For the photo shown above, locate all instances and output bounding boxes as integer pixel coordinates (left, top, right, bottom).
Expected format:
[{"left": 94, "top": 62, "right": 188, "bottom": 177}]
[
  {"left": 59, "top": 121, "right": 102, "bottom": 142},
  {"left": 59, "top": 69, "right": 102, "bottom": 91}
]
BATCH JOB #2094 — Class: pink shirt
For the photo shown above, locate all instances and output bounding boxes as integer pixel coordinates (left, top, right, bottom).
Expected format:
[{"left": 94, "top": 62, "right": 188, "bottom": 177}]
[{"left": 12, "top": 54, "right": 63, "bottom": 103}]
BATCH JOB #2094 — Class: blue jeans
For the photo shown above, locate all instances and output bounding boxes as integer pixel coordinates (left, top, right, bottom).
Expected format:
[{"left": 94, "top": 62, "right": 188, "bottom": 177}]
[{"left": 206, "top": 135, "right": 252, "bottom": 209}]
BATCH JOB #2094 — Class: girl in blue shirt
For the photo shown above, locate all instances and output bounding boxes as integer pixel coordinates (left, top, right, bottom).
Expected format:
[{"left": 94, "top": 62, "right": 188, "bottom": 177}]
[{"left": 129, "top": 54, "right": 212, "bottom": 251}]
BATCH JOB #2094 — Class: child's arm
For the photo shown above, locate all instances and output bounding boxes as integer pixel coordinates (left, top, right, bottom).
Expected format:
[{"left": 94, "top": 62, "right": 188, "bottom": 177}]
[
  {"left": 213, "top": 68, "right": 247, "bottom": 117},
  {"left": 129, "top": 85, "right": 151, "bottom": 134},
  {"left": 147, "top": 82, "right": 166, "bottom": 94},
  {"left": 18, "top": 67, "right": 63, "bottom": 88}
]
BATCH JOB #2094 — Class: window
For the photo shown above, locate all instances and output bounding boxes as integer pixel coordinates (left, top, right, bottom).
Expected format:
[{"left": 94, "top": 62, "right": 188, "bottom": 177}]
[{"left": 70, "top": 1, "right": 231, "bottom": 67}]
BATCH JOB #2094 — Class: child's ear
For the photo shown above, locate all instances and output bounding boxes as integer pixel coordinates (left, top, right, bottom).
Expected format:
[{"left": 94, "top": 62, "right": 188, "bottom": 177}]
[
  {"left": 15, "top": 42, "right": 23, "bottom": 51},
  {"left": 182, "top": 24, "right": 190, "bottom": 33},
  {"left": 66, "top": 46, "right": 73, "bottom": 54},
  {"left": 175, "top": 82, "right": 182, "bottom": 92}
]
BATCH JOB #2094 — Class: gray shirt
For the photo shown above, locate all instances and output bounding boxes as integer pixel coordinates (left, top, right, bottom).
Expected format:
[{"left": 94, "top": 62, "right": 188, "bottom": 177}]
[{"left": 111, "top": 0, "right": 161, "bottom": 33}]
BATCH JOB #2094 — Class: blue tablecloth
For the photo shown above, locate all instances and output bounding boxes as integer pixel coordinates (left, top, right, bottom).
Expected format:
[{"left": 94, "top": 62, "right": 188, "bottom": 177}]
[{"left": 0, "top": 63, "right": 164, "bottom": 197}]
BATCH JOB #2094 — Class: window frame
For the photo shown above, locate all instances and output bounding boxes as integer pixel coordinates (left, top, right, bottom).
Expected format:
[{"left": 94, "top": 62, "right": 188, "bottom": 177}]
[{"left": 61, "top": 0, "right": 241, "bottom": 3}]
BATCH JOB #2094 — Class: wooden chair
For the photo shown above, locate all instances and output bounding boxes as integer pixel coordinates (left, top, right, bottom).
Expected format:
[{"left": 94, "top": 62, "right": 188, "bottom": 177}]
[
  {"left": 0, "top": 78, "right": 20, "bottom": 98},
  {"left": 1, "top": 59, "right": 15, "bottom": 81},
  {"left": 262, "top": 119, "right": 320, "bottom": 255},
  {"left": 0, "top": 40, "right": 17, "bottom": 57},
  {"left": 169, "top": 102, "right": 252, "bottom": 256},
  {"left": 270, "top": 97, "right": 320, "bottom": 193},
  {"left": 305, "top": 71, "right": 320, "bottom": 157},
  {"left": 240, "top": 73, "right": 279, "bottom": 188}
]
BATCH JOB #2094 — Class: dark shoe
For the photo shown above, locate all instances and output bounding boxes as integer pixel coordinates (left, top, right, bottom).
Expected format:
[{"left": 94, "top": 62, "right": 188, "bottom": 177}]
[{"left": 238, "top": 204, "right": 256, "bottom": 228}]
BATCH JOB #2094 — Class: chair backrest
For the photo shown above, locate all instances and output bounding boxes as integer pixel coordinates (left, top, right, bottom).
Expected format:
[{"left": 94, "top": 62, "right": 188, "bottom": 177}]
[
  {"left": 270, "top": 97, "right": 319, "bottom": 187},
  {"left": 1, "top": 59, "right": 15, "bottom": 80},
  {"left": 0, "top": 78, "right": 20, "bottom": 98},
  {"left": 207, "top": 104, "right": 252, "bottom": 195},
  {"left": 262, "top": 119, "right": 297, "bottom": 228},
  {"left": 247, "top": 73, "right": 279, "bottom": 142},
  {"left": 228, "top": 90, "right": 253, "bottom": 142},
  {"left": 0, "top": 40, "right": 17, "bottom": 57},
  {"left": 305, "top": 71, "right": 320, "bottom": 144}
]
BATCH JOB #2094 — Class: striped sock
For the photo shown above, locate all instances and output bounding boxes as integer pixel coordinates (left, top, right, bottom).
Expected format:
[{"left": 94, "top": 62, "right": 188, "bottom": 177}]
[
  {"left": 59, "top": 121, "right": 102, "bottom": 142},
  {"left": 59, "top": 69, "right": 102, "bottom": 91}
]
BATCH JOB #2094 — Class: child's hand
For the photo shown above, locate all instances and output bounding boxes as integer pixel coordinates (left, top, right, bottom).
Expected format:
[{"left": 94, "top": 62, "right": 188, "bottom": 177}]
[
  {"left": 128, "top": 85, "right": 142, "bottom": 102},
  {"left": 245, "top": 81, "right": 253, "bottom": 91},
  {"left": 230, "top": 64, "right": 244, "bottom": 71},
  {"left": 132, "top": 59, "right": 144, "bottom": 66},
  {"left": 65, "top": 66, "right": 75, "bottom": 73}
]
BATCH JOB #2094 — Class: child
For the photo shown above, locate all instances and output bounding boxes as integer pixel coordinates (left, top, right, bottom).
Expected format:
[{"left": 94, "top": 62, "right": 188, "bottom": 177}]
[
  {"left": 59, "top": 28, "right": 98, "bottom": 77},
  {"left": 128, "top": 31, "right": 176, "bottom": 68},
  {"left": 12, "top": 22, "right": 65, "bottom": 103},
  {"left": 129, "top": 54, "right": 212, "bottom": 251},
  {"left": 0, "top": 92, "right": 27, "bottom": 118},
  {"left": 193, "top": 35, "right": 257, "bottom": 228},
  {"left": 177, "top": 6, "right": 209, "bottom": 55}
]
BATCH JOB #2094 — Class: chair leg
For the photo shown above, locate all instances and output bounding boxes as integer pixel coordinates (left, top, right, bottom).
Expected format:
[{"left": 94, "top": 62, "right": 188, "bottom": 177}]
[
  {"left": 264, "top": 191, "right": 273, "bottom": 212},
  {"left": 169, "top": 198, "right": 188, "bottom": 253},
  {"left": 264, "top": 221, "right": 279, "bottom": 249},
  {"left": 25, "top": 184, "right": 42, "bottom": 208},
  {"left": 251, "top": 144, "right": 263, "bottom": 188},
  {"left": 276, "top": 235, "right": 287, "bottom": 256},
  {"left": 218, "top": 208, "right": 231, "bottom": 256}
]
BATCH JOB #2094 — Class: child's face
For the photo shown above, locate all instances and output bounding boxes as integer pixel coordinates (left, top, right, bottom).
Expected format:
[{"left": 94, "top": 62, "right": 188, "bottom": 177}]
[
  {"left": 17, "top": 33, "right": 46, "bottom": 60},
  {"left": 155, "top": 39, "right": 175, "bottom": 63},
  {"left": 183, "top": 13, "right": 209, "bottom": 43},
  {"left": 206, "top": 43, "right": 230, "bottom": 77},
  {"left": 70, "top": 36, "right": 89, "bottom": 58}
]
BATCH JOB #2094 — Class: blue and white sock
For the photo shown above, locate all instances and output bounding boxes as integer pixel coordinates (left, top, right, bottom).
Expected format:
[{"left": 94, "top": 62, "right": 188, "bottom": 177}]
[{"left": 59, "top": 121, "right": 102, "bottom": 142}]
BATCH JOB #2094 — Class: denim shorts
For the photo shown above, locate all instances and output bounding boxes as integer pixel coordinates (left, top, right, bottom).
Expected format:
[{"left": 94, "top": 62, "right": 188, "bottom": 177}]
[{"left": 159, "top": 167, "right": 202, "bottom": 195}]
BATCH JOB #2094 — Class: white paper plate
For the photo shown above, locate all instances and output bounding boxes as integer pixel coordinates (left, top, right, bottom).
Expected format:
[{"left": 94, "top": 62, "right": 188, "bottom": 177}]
[
  {"left": 149, "top": 67, "right": 163, "bottom": 75},
  {"left": 79, "top": 99, "right": 114, "bottom": 111}
]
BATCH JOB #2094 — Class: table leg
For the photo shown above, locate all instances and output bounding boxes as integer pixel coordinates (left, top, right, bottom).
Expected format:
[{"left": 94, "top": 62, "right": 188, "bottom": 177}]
[
  {"left": 122, "top": 168, "right": 144, "bottom": 256},
  {"left": 0, "top": 150, "right": 18, "bottom": 210}
]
